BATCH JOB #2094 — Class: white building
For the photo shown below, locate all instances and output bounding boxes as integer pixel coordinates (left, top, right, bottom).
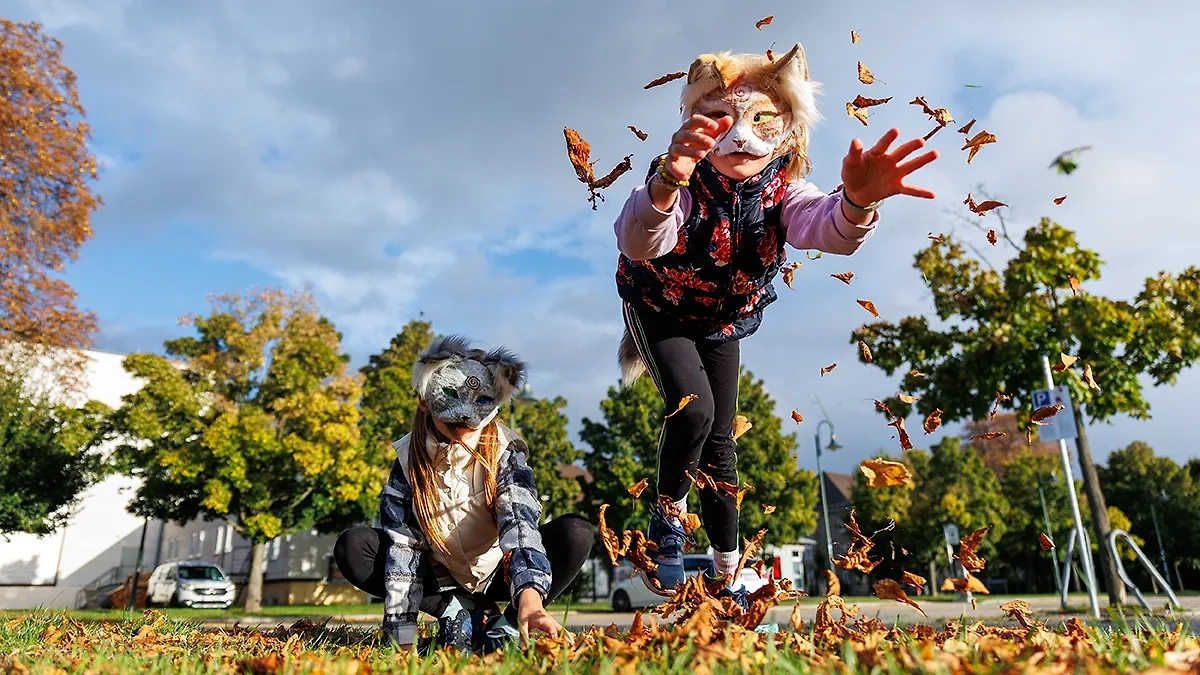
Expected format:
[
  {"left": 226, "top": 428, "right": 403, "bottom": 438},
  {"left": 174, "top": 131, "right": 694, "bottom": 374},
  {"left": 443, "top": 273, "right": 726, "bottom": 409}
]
[{"left": 0, "top": 348, "right": 366, "bottom": 609}]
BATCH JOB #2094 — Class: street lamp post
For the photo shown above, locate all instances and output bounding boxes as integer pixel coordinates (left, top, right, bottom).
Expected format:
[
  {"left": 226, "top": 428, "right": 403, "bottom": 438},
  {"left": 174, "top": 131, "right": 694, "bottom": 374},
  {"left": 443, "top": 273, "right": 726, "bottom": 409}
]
[
  {"left": 1150, "top": 490, "right": 1171, "bottom": 588},
  {"left": 814, "top": 419, "right": 842, "bottom": 573}
]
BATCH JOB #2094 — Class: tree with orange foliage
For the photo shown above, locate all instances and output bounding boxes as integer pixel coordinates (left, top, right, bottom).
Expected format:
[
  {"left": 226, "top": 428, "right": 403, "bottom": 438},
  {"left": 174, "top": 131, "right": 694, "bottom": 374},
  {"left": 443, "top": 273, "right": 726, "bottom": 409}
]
[
  {"left": 962, "top": 413, "right": 1056, "bottom": 476},
  {"left": 0, "top": 19, "right": 99, "bottom": 382}
]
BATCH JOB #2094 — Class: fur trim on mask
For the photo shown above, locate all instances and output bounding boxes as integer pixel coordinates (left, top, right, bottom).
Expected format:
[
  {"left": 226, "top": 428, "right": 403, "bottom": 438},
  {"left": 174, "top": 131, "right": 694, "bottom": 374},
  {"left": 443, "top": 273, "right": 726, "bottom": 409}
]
[{"left": 412, "top": 335, "right": 528, "bottom": 406}]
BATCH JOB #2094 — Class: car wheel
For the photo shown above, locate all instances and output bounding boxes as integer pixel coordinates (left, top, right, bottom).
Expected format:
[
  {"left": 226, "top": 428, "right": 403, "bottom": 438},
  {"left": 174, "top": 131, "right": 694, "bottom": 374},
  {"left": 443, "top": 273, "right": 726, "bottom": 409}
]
[
  {"left": 168, "top": 592, "right": 181, "bottom": 608},
  {"left": 612, "top": 590, "right": 631, "bottom": 612}
]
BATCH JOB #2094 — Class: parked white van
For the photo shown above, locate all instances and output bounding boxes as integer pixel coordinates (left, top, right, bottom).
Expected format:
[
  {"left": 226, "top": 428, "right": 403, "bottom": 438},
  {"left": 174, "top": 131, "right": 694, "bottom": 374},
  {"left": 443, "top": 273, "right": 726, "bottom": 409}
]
[{"left": 146, "top": 561, "right": 236, "bottom": 609}]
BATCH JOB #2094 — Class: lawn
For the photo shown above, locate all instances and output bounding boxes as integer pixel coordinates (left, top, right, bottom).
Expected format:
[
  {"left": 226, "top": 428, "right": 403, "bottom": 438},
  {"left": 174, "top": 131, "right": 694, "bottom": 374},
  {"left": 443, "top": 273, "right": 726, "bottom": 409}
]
[{"left": 2, "top": 605, "right": 1198, "bottom": 674}]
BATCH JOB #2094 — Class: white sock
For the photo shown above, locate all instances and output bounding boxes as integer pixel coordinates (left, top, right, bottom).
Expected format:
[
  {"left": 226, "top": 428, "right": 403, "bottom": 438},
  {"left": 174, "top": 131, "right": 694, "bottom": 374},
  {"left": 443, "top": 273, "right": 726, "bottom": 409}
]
[
  {"left": 714, "top": 549, "right": 740, "bottom": 585},
  {"left": 667, "top": 496, "right": 688, "bottom": 528}
]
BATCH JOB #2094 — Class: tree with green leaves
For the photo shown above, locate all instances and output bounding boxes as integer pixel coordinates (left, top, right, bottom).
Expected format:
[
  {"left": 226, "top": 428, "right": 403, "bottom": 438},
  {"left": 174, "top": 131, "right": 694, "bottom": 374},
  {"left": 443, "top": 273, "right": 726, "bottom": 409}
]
[
  {"left": 108, "top": 289, "right": 373, "bottom": 612},
  {"left": 359, "top": 319, "right": 436, "bottom": 455},
  {"left": 512, "top": 392, "right": 582, "bottom": 522},
  {"left": 579, "top": 377, "right": 660, "bottom": 540},
  {"left": 854, "top": 215, "right": 1200, "bottom": 605},
  {"left": 0, "top": 364, "right": 108, "bottom": 537}
]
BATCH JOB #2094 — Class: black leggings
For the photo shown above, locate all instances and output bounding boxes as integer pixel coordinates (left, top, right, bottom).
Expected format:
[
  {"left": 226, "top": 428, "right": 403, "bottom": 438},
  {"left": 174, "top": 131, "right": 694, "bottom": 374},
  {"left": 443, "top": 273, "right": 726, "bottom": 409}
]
[
  {"left": 623, "top": 302, "right": 741, "bottom": 552},
  {"left": 333, "top": 514, "right": 595, "bottom": 608}
]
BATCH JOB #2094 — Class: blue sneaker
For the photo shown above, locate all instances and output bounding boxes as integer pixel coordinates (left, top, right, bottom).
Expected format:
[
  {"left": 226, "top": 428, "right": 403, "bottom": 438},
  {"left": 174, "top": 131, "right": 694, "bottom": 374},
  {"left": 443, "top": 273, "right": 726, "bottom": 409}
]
[
  {"left": 643, "top": 504, "right": 690, "bottom": 595},
  {"left": 712, "top": 579, "right": 751, "bottom": 611}
]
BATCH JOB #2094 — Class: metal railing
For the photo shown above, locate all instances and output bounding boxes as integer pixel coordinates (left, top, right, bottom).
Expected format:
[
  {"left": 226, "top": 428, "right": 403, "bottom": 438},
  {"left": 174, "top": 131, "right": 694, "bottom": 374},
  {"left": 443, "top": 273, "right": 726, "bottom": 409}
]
[{"left": 1107, "top": 529, "right": 1181, "bottom": 611}]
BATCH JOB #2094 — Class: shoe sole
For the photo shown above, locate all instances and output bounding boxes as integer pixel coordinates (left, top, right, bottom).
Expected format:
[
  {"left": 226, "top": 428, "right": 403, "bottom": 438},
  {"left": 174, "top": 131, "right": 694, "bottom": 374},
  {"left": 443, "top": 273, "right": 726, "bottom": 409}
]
[{"left": 638, "top": 567, "right": 683, "bottom": 598}]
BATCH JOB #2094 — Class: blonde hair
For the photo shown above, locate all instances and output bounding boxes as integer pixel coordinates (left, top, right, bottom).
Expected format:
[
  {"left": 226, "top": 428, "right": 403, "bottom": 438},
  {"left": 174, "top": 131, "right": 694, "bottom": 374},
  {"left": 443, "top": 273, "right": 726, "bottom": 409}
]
[{"left": 407, "top": 408, "right": 501, "bottom": 558}]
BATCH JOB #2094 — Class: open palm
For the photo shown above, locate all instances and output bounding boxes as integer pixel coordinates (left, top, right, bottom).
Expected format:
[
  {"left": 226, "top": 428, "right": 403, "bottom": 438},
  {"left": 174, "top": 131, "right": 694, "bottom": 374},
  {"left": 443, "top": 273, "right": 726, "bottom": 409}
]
[{"left": 841, "top": 128, "right": 939, "bottom": 206}]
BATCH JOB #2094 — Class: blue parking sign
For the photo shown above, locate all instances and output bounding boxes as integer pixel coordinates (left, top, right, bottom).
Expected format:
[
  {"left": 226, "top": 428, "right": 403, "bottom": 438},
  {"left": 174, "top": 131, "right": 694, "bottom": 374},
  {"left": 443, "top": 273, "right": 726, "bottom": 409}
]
[{"left": 1031, "top": 386, "right": 1077, "bottom": 441}]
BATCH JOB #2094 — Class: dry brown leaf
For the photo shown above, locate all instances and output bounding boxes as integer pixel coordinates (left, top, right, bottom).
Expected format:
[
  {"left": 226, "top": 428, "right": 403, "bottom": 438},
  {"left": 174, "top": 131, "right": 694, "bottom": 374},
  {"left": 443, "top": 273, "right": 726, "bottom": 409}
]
[
  {"left": 990, "top": 391, "right": 1012, "bottom": 420},
  {"left": 1068, "top": 276, "right": 1082, "bottom": 296},
  {"left": 850, "top": 30, "right": 861, "bottom": 43},
  {"left": 857, "top": 61, "right": 875, "bottom": 84},
  {"left": 857, "top": 299, "right": 880, "bottom": 318},
  {"left": 898, "top": 393, "right": 919, "bottom": 404},
  {"left": 791, "top": 410, "right": 804, "bottom": 425},
  {"left": 686, "top": 468, "right": 718, "bottom": 492},
  {"left": 962, "top": 130, "right": 998, "bottom": 163},
  {"left": 901, "top": 570, "right": 927, "bottom": 592},
  {"left": 665, "top": 393, "right": 699, "bottom": 419},
  {"left": 957, "top": 118, "right": 977, "bottom": 135},
  {"left": 1054, "top": 195, "right": 1068, "bottom": 205},
  {"left": 971, "top": 597, "right": 978, "bottom": 610},
  {"left": 859, "top": 340, "right": 873, "bottom": 363},
  {"left": 987, "top": 229, "right": 998, "bottom": 246},
  {"left": 922, "top": 125, "right": 943, "bottom": 142},
  {"left": 852, "top": 94, "right": 892, "bottom": 108},
  {"left": 846, "top": 101, "right": 869, "bottom": 126},
  {"left": 755, "top": 15, "right": 774, "bottom": 30},
  {"left": 591, "top": 155, "right": 633, "bottom": 190},
  {"left": 888, "top": 418, "right": 913, "bottom": 451},
  {"left": 1031, "top": 404, "right": 1065, "bottom": 425},
  {"left": 910, "top": 369, "right": 926, "bottom": 378},
  {"left": 765, "top": 48, "right": 774, "bottom": 63},
  {"left": 732, "top": 414, "right": 753, "bottom": 441},
  {"left": 928, "top": 232, "right": 946, "bottom": 243},
  {"left": 762, "top": 503, "right": 776, "bottom": 515},
  {"left": 1051, "top": 353, "right": 1079, "bottom": 373},
  {"left": 627, "top": 478, "right": 649, "bottom": 499},
  {"left": 564, "top": 128, "right": 595, "bottom": 185},
  {"left": 956, "top": 526, "right": 990, "bottom": 573},
  {"left": 1039, "top": 532, "right": 1055, "bottom": 551},
  {"left": 875, "top": 399, "right": 894, "bottom": 417},
  {"left": 923, "top": 409, "right": 943, "bottom": 434},
  {"left": 941, "top": 573, "right": 990, "bottom": 594},
  {"left": 874, "top": 579, "right": 928, "bottom": 617},
  {"left": 781, "top": 261, "right": 801, "bottom": 290},
  {"left": 820, "top": 363, "right": 837, "bottom": 376},
  {"left": 628, "top": 125, "right": 648, "bottom": 141},
  {"left": 971, "top": 431, "right": 1006, "bottom": 441},
  {"left": 733, "top": 528, "right": 769, "bottom": 583},
  {"left": 644, "top": 72, "right": 686, "bottom": 89},
  {"left": 680, "top": 512, "right": 702, "bottom": 535},
  {"left": 823, "top": 569, "right": 841, "bottom": 597},
  {"left": 859, "top": 458, "right": 913, "bottom": 487},
  {"left": 964, "top": 193, "right": 1007, "bottom": 216},
  {"left": 715, "top": 481, "right": 753, "bottom": 510},
  {"left": 831, "top": 271, "right": 855, "bottom": 285},
  {"left": 910, "top": 96, "right": 954, "bottom": 127},
  {"left": 624, "top": 529, "right": 659, "bottom": 573},
  {"left": 1083, "top": 363, "right": 1101, "bottom": 391},
  {"left": 598, "top": 505, "right": 626, "bottom": 567}
]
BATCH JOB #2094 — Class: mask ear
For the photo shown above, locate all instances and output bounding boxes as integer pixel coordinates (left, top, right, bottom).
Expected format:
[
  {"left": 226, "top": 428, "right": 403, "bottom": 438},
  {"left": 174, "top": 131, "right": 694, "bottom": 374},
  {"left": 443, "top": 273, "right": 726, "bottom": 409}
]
[
  {"left": 687, "top": 54, "right": 723, "bottom": 86},
  {"left": 770, "top": 43, "right": 808, "bottom": 81},
  {"left": 412, "top": 335, "right": 475, "bottom": 399},
  {"left": 482, "top": 347, "right": 527, "bottom": 406}
]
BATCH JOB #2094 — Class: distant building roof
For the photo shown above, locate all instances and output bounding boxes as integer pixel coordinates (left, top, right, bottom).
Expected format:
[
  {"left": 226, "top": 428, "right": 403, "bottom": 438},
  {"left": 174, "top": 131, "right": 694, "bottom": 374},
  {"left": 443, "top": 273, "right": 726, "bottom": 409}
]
[
  {"left": 558, "top": 464, "right": 593, "bottom": 484},
  {"left": 823, "top": 472, "right": 855, "bottom": 508}
]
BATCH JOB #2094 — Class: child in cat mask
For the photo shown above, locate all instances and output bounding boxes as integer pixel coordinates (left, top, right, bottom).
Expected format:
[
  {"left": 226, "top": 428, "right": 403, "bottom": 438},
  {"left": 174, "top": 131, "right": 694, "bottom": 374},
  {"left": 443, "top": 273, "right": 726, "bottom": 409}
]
[
  {"left": 334, "top": 336, "right": 594, "bottom": 654},
  {"left": 613, "top": 44, "right": 938, "bottom": 603}
]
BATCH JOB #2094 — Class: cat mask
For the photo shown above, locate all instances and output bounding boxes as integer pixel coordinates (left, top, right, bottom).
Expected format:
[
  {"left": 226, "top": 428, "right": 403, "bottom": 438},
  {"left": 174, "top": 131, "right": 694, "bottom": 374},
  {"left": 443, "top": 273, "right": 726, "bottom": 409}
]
[
  {"left": 412, "top": 335, "right": 527, "bottom": 430},
  {"left": 680, "top": 44, "right": 822, "bottom": 167}
]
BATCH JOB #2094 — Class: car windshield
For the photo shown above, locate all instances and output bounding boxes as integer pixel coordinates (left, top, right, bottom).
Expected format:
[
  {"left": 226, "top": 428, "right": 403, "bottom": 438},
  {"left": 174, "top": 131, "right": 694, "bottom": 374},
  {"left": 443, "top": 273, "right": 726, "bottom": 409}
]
[{"left": 178, "top": 566, "right": 224, "bottom": 581}]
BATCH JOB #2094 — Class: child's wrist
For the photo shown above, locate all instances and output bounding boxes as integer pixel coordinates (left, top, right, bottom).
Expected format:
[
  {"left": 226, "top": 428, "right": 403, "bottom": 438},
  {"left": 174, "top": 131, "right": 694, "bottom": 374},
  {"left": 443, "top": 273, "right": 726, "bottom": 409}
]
[{"left": 655, "top": 157, "right": 689, "bottom": 189}]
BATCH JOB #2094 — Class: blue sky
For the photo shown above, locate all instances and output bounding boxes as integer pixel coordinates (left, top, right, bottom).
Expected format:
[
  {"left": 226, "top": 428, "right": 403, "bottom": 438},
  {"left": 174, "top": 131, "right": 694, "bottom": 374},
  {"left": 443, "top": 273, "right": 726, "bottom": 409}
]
[{"left": 5, "top": 0, "right": 1200, "bottom": 479}]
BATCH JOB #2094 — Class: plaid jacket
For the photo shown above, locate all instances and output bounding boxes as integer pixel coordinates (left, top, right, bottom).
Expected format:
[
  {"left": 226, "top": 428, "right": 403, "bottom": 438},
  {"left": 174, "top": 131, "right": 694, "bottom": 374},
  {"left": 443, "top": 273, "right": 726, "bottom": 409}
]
[{"left": 379, "top": 426, "right": 551, "bottom": 646}]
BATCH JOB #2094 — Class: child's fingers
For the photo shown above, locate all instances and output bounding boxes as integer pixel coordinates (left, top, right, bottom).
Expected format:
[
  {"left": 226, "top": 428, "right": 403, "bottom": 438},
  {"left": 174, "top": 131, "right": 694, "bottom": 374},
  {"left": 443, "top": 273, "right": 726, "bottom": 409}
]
[
  {"left": 669, "top": 142, "right": 707, "bottom": 161},
  {"left": 897, "top": 181, "right": 937, "bottom": 199},
  {"left": 886, "top": 137, "right": 926, "bottom": 162},
  {"left": 896, "top": 149, "right": 939, "bottom": 176},
  {"left": 672, "top": 129, "right": 717, "bottom": 150},
  {"left": 869, "top": 128, "right": 901, "bottom": 155},
  {"left": 845, "top": 138, "right": 864, "bottom": 166},
  {"left": 682, "top": 113, "right": 721, "bottom": 135}
]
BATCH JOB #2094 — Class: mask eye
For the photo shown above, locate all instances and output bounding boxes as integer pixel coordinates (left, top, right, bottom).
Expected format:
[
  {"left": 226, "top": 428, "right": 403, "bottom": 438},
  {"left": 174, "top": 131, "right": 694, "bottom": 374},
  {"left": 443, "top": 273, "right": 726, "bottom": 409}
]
[
  {"left": 702, "top": 110, "right": 729, "bottom": 120},
  {"left": 475, "top": 396, "right": 494, "bottom": 406},
  {"left": 441, "top": 387, "right": 459, "bottom": 399},
  {"left": 754, "top": 111, "right": 778, "bottom": 123}
]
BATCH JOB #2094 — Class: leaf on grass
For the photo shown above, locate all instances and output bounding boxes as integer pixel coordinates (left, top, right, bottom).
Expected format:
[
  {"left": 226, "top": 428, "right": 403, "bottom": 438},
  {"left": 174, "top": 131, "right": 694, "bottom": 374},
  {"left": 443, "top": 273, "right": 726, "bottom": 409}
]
[
  {"left": 791, "top": 410, "right": 804, "bottom": 424},
  {"left": 1054, "top": 195, "right": 1068, "bottom": 205},
  {"left": 851, "top": 30, "right": 861, "bottom": 43},
  {"left": 665, "top": 394, "right": 699, "bottom": 419},
  {"left": 964, "top": 193, "right": 1007, "bottom": 216},
  {"left": 781, "top": 261, "right": 802, "bottom": 290},
  {"left": 860, "top": 458, "right": 913, "bottom": 487},
  {"left": 732, "top": 414, "right": 753, "bottom": 441},
  {"left": 901, "top": 570, "right": 927, "bottom": 593},
  {"left": 644, "top": 72, "right": 686, "bottom": 89},
  {"left": 1069, "top": 276, "right": 1082, "bottom": 296},
  {"left": 961, "top": 130, "right": 997, "bottom": 164},
  {"left": 1031, "top": 404, "right": 1065, "bottom": 425},
  {"left": 1051, "top": 353, "right": 1079, "bottom": 373},
  {"left": 627, "top": 478, "right": 649, "bottom": 499},
  {"left": 1083, "top": 363, "right": 1101, "bottom": 391},
  {"left": 1000, "top": 599, "right": 1035, "bottom": 629},
  {"left": 874, "top": 579, "right": 927, "bottom": 617},
  {"left": 628, "top": 125, "right": 648, "bottom": 141},
  {"left": 820, "top": 363, "right": 837, "bottom": 376},
  {"left": 755, "top": 15, "right": 774, "bottom": 30},
  {"left": 1040, "top": 532, "right": 1055, "bottom": 550},
  {"left": 888, "top": 418, "right": 913, "bottom": 451},
  {"left": 956, "top": 526, "right": 990, "bottom": 573},
  {"left": 831, "top": 271, "right": 855, "bottom": 285},
  {"left": 857, "top": 61, "right": 875, "bottom": 84},
  {"left": 823, "top": 569, "right": 841, "bottom": 597},
  {"left": 763, "top": 503, "right": 777, "bottom": 515},
  {"left": 857, "top": 299, "right": 880, "bottom": 318},
  {"left": 923, "top": 409, "right": 943, "bottom": 434},
  {"left": 971, "top": 431, "right": 1006, "bottom": 441},
  {"left": 898, "top": 394, "right": 919, "bottom": 404},
  {"left": 957, "top": 118, "right": 976, "bottom": 135},
  {"left": 859, "top": 340, "right": 873, "bottom": 363}
]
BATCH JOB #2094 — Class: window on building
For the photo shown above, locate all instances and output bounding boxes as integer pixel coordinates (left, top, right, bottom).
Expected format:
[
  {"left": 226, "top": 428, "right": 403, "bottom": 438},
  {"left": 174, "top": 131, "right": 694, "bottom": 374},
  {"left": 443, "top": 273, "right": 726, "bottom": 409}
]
[
  {"left": 270, "top": 537, "right": 281, "bottom": 561},
  {"left": 224, "top": 525, "right": 235, "bottom": 553},
  {"left": 197, "top": 530, "right": 206, "bottom": 558},
  {"left": 214, "top": 527, "right": 224, "bottom": 555}
]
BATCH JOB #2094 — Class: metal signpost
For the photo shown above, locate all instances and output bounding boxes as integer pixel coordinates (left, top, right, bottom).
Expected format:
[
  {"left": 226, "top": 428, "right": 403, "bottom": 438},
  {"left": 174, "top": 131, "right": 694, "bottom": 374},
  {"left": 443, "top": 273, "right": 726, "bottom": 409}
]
[{"left": 1037, "top": 355, "right": 1101, "bottom": 620}]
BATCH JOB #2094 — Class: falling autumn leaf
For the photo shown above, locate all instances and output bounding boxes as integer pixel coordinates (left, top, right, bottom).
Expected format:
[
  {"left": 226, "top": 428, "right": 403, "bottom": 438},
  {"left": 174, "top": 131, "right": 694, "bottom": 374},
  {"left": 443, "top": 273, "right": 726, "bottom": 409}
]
[
  {"left": 859, "top": 458, "right": 913, "bottom": 488},
  {"left": 909, "top": 96, "right": 953, "bottom": 126},
  {"left": 644, "top": 71, "right": 686, "bottom": 89},
  {"left": 755, "top": 15, "right": 774, "bottom": 30},
  {"left": 858, "top": 340, "right": 873, "bottom": 363},
  {"left": 990, "top": 391, "right": 1013, "bottom": 420},
  {"left": 962, "top": 130, "right": 997, "bottom": 164},
  {"left": 765, "top": 48, "right": 774, "bottom": 63},
  {"left": 964, "top": 193, "right": 1007, "bottom": 216},
  {"left": 852, "top": 94, "right": 891, "bottom": 109},
  {"left": 681, "top": 512, "right": 702, "bottom": 535},
  {"left": 971, "top": 431, "right": 1007, "bottom": 441},
  {"left": 910, "top": 369, "right": 926, "bottom": 378},
  {"left": 1068, "top": 276, "right": 1082, "bottom": 296},
  {"left": 1054, "top": 195, "right": 1068, "bottom": 205},
  {"left": 941, "top": 574, "right": 990, "bottom": 594},
  {"left": 820, "top": 363, "right": 837, "bottom": 377},
  {"left": 564, "top": 128, "right": 595, "bottom": 185},
  {"left": 1040, "top": 533, "right": 1055, "bottom": 551},
  {"left": 762, "top": 504, "right": 776, "bottom": 515},
  {"left": 901, "top": 570, "right": 927, "bottom": 592},
  {"left": 888, "top": 418, "right": 913, "bottom": 451},
  {"left": 823, "top": 569, "right": 841, "bottom": 597},
  {"left": 846, "top": 101, "right": 869, "bottom": 126},
  {"left": 927, "top": 232, "right": 946, "bottom": 244},
  {"left": 987, "top": 230, "right": 997, "bottom": 246},
  {"left": 957, "top": 118, "right": 976, "bottom": 135},
  {"left": 806, "top": 251, "right": 824, "bottom": 260},
  {"left": 732, "top": 414, "right": 753, "bottom": 441},
  {"left": 857, "top": 61, "right": 875, "bottom": 85},
  {"left": 1000, "top": 599, "right": 1035, "bottom": 629},
  {"left": 922, "top": 125, "right": 943, "bottom": 142},
  {"left": 923, "top": 409, "right": 943, "bottom": 434},
  {"left": 627, "top": 478, "right": 649, "bottom": 499},
  {"left": 850, "top": 30, "right": 860, "bottom": 43},
  {"left": 791, "top": 410, "right": 804, "bottom": 425},
  {"left": 874, "top": 579, "right": 927, "bottom": 617},
  {"left": 831, "top": 272, "right": 855, "bottom": 285},
  {"left": 897, "top": 394, "right": 919, "bottom": 404},
  {"left": 628, "top": 125, "right": 648, "bottom": 141},
  {"left": 781, "top": 261, "right": 801, "bottom": 290},
  {"left": 1083, "top": 363, "right": 1101, "bottom": 390},
  {"left": 857, "top": 299, "right": 880, "bottom": 318},
  {"left": 598, "top": 505, "right": 626, "bottom": 566},
  {"left": 956, "top": 527, "right": 990, "bottom": 573},
  {"left": 874, "top": 399, "right": 894, "bottom": 417},
  {"left": 687, "top": 468, "right": 718, "bottom": 492},
  {"left": 591, "top": 155, "right": 633, "bottom": 190},
  {"left": 665, "top": 393, "right": 699, "bottom": 419},
  {"left": 1051, "top": 353, "right": 1079, "bottom": 373},
  {"left": 1031, "top": 404, "right": 1065, "bottom": 425}
]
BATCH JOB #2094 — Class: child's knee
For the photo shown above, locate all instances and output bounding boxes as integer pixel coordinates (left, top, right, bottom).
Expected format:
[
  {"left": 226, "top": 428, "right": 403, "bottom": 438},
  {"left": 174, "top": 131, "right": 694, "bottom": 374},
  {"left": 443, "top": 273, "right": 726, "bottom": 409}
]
[{"left": 670, "top": 395, "right": 715, "bottom": 434}]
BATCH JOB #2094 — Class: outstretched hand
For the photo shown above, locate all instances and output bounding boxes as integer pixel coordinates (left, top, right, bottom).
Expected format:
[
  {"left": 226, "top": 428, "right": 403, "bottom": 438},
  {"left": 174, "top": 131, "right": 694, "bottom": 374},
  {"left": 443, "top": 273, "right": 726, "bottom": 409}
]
[
  {"left": 841, "top": 128, "right": 939, "bottom": 206},
  {"left": 664, "top": 114, "right": 736, "bottom": 182}
]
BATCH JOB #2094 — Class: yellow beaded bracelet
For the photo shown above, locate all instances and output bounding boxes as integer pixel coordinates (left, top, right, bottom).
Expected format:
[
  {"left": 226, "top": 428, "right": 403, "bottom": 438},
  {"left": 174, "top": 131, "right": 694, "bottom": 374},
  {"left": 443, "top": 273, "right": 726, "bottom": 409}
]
[{"left": 655, "top": 157, "right": 689, "bottom": 189}]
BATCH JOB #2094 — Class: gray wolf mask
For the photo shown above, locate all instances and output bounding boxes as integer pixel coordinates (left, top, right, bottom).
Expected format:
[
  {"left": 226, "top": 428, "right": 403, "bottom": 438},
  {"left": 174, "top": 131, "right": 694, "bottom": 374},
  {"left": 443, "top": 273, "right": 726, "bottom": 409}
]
[{"left": 412, "top": 335, "right": 527, "bottom": 430}]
